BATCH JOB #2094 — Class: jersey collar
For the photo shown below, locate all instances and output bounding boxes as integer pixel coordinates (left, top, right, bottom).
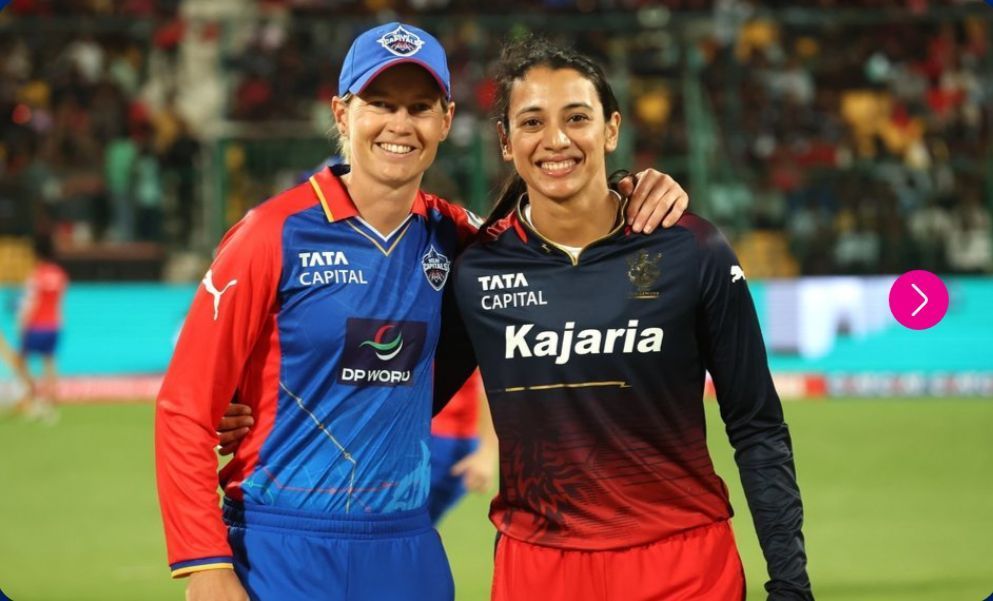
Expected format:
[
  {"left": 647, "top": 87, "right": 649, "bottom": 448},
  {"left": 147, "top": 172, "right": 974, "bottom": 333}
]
[
  {"left": 307, "top": 164, "right": 429, "bottom": 223},
  {"left": 512, "top": 190, "right": 628, "bottom": 265}
]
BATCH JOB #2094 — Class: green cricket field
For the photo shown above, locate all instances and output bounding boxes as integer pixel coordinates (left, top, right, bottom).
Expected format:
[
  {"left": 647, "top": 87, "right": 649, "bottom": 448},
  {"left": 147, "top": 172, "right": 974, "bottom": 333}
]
[{"left": 0, "top": 399, "right": 990, "bottom": 600}]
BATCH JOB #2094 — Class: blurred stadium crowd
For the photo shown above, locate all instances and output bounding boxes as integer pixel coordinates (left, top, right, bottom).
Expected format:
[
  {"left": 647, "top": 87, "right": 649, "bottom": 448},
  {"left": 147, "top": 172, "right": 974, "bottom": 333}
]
[{"left": 0, "top": 0, "right": 990, "bottom": 281}]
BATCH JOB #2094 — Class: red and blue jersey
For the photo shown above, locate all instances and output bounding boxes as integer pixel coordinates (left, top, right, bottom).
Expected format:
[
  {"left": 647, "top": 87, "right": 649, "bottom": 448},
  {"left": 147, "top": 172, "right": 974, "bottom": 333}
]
[
  {"left": 451, "top": 203, "right": 812, "bottom": 597},
  {"left": 155, "top": 165, "right": 478, "bottom": 577},
  {"left": 22, "top": 261, "right": 68, "bottom": 330}
]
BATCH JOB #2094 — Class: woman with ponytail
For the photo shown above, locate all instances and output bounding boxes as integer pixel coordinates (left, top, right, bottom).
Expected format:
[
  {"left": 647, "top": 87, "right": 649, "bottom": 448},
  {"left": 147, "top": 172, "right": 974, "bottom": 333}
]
[
  {"left": 450, "top": 36, "right": 814, "bottom": 601},
  {"left": 197, "top": 21, "right": 690, "bottom": 601}
]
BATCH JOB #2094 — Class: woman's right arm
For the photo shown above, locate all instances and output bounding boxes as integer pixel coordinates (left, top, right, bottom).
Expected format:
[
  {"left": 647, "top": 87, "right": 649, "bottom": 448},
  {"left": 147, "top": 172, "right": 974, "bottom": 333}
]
[
  {"left": 155, "top": 210, "right": 280, "bottom": 586},
  {"left": 695, "top": 221, "right": 814, "bottom": 601}
]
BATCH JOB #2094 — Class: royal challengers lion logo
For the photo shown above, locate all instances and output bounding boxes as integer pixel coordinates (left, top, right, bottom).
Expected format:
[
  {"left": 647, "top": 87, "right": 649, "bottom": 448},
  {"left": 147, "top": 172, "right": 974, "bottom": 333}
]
[{"left": 627, "top": 250, "right": 662, "bottom": 299}]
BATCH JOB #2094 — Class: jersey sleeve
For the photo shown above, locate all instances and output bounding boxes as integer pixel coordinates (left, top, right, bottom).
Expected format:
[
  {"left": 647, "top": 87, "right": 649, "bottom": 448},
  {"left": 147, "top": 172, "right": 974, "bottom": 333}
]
[
  {"left": 452, "top": 206, "right": 483, "bottom": 245},
  {"left": 433, "top": 275, "right": 478, "bottom": 416},
  {"left": 696, "top": 227, "right": 814, "bottom": 601},
  {"left": 425, "top": 194, "right": 482, "bottom": 249},
  {"left": 155, "top": 209, "right": 282, "bottom": 578}
]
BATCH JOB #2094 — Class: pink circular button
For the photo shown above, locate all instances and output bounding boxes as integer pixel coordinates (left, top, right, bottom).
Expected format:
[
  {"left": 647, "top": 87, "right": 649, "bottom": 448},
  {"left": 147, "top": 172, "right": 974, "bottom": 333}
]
[{"left": 889, "top": 270, "right": 949, "bottom": 330}]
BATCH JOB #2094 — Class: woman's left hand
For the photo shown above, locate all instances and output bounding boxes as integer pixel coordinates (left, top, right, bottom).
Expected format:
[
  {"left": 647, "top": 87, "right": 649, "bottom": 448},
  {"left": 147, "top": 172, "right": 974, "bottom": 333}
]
[{"left": 617, "top": 169, "right": 690, "bottom": 233}]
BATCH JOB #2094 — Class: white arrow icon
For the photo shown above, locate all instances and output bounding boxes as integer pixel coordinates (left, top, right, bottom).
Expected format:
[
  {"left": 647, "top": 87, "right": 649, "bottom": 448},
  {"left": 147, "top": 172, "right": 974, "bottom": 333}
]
[{"left": 911, "top": 283, "right": 928, "bottom": 317}]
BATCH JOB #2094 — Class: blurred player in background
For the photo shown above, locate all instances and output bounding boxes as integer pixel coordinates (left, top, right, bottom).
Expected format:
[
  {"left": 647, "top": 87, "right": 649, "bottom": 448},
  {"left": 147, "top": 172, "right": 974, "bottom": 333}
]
[
  {"left": 0, "top": 331, "right": 19, "bottom": 376},
  {"left": 428, "top": 369, "right": 498, "bottom": 524},
  {"left": 0, "top": 331, "right": 31, "bottom": 409},
  {"left": 15, "top": 235, "right": 68, "bottom": 423},
  {"left": 448, "top": 37, "right": 813, "bottom": 600}
]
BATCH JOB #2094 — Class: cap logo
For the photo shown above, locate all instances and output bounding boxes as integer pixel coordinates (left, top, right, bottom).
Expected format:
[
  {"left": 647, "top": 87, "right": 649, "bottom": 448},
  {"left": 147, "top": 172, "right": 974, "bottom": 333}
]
[{"left": 377, "top": 25, "right": 425, "bottom": 57}]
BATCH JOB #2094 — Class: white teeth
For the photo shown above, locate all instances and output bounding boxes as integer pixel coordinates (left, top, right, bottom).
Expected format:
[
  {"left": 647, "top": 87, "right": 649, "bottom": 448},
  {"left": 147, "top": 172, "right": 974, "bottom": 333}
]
[
  {"left": 541, "top": 160, "right": 576, "bottom": 172},
  {"left": 379, "top": 143, "right": 414, "bottom": 154}
]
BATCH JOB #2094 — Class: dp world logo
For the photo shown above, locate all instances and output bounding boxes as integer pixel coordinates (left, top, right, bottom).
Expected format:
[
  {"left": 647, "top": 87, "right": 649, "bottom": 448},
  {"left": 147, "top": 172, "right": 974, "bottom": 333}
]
[
  {"left": 377, "top": 25, "right": 425, "bottom": 57},
  {"left": 339, "top": 318, "right": 427, "bottom": 387},
  {"left": 360, "top": 324, "right": 404, "bottom": 361}
]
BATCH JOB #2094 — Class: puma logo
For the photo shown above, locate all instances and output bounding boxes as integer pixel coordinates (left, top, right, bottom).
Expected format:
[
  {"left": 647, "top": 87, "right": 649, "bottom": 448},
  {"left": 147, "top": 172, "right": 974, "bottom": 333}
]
[
  {"left": 203, "top": 270, "right": 238, "bottom": 320},
  {"left": 730, "top": 265, "right": 746, "bottom": 283}
]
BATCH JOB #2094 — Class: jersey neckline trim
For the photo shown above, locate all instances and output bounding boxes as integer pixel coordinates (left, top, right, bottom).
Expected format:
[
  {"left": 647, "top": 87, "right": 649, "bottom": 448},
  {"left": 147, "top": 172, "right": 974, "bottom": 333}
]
[
  {"left": 345, "top": 219, "right": 415, "bottom": 257},
  {"left": 308, "top": 165, "right": 429, "bottom": 224},
  {"left": 514, "top": 190, "right": 627, "bottom": 266}
]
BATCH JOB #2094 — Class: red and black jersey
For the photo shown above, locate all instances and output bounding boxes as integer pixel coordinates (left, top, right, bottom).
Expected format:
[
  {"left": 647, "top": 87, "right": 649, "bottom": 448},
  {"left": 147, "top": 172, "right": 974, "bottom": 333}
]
[{"left": 451, "top": 203, "right": 811, "bottom": 598}]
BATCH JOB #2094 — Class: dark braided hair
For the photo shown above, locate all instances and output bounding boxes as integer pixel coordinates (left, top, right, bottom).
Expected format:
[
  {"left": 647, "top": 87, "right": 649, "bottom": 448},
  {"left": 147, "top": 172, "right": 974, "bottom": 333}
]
[{"left": 478, "top": 34, "right": 622, "bottom": 235}]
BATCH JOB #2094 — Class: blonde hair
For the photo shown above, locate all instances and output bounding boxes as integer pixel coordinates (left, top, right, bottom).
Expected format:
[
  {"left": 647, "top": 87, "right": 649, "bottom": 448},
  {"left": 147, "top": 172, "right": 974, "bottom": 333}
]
[{"left": 331, "top": 93, "right": 354, "bottom": 163}]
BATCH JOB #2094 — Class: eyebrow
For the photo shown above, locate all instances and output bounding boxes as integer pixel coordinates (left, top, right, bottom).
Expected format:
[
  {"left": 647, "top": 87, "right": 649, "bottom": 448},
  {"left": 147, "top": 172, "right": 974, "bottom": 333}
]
[{"left": 515, "top": 102, "right": 594, "bottom": 117}]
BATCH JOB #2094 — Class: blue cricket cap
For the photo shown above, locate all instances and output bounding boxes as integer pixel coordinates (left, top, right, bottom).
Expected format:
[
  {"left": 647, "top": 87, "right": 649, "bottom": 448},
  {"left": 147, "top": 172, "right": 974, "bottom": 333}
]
[{"left": 339, "top": 22, "right": 451, "bottom": 101}]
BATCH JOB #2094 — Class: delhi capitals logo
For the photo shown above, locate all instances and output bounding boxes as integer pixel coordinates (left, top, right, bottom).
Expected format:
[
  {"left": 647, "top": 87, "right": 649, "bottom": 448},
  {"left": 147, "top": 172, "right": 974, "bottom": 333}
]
[
  {"left": 377, "top": 25, "right": 425, "bottom": 57},
  {"left": 360, "top": 324, "right": 404, "bottom": 361},
  {"left": 422, "top": 245, "right": 450, "bottom": 291}
]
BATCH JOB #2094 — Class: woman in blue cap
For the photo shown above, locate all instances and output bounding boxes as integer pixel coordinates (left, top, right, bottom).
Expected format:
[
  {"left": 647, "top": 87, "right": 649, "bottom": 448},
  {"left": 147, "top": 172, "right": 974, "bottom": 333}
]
[{"left": 157, "top": 22, "right": 690, "bottom": 601}]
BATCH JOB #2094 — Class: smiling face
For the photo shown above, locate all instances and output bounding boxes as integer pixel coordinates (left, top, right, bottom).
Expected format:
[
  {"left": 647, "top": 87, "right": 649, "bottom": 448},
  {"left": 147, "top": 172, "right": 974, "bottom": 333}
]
[
  {"left": 332, "top": 63, "right": 454, "bottom": 190},
  {"left": 501, "top": 66, "right": 620, "bottom": 205}
]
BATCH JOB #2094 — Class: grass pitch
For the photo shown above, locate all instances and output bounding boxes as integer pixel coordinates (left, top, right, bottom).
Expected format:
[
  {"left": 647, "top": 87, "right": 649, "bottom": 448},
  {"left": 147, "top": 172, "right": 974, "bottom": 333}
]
[{"left": 0, "top": 399, "right": 990, "bottom": 600}]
